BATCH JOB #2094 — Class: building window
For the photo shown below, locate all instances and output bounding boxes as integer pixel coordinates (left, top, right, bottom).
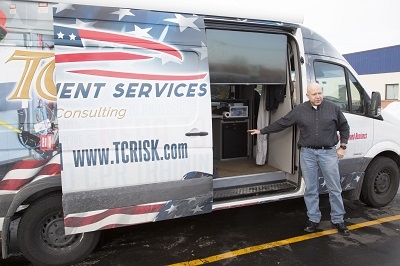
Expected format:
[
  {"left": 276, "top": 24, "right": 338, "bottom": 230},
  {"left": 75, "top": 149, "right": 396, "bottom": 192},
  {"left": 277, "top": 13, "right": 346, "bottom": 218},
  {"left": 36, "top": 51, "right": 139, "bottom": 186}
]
[{"left": 386, "top": 84, "right": 399, "bottom": 100}]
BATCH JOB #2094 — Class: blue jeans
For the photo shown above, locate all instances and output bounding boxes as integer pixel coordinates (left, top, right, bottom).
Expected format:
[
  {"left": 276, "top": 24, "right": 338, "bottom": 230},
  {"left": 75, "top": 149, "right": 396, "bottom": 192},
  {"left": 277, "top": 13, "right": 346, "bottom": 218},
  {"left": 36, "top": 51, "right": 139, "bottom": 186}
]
[{"left": 300, "top": 147, "right": 346, "bottom": 224}]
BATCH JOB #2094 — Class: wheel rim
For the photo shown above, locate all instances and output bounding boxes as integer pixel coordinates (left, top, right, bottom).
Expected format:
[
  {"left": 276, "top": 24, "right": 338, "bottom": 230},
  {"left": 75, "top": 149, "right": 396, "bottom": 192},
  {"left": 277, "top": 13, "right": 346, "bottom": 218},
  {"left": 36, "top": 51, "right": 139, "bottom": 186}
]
[
  {"left": 41, "top": 211, "right": 80, "bottom": 248},
  {"left": 374, "top": 170, "right": 390, "bottom": 195}
]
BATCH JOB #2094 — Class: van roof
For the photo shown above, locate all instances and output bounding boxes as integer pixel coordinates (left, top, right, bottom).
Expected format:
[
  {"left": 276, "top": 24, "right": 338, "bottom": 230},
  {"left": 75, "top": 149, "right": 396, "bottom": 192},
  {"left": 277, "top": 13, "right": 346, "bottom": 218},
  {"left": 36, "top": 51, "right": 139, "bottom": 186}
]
[{"left": 28, "top": 0, "right": 304, "bottom": 24}]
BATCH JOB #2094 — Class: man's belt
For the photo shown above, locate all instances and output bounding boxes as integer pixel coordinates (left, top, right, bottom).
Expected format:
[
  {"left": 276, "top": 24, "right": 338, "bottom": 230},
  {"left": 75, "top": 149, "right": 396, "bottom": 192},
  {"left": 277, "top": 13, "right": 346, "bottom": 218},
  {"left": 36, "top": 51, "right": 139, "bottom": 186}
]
[{"left": 303, "top": 146, "right": 333, "bottom": 150}]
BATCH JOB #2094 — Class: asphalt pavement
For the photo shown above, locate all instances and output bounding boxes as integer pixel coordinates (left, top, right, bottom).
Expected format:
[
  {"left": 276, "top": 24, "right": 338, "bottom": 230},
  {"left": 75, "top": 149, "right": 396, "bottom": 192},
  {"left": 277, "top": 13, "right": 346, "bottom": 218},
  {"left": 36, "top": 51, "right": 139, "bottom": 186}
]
[{"left": 3, "top": 189, "right": 400, "bottom": 266}]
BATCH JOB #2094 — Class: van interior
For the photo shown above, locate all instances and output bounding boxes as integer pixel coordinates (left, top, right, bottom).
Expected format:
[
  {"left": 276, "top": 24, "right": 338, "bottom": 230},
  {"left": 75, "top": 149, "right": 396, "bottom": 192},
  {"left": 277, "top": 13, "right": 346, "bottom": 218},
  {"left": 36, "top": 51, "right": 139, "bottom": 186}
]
[{"left": 207, "top": 28, "right": 302, "bottom": 202}]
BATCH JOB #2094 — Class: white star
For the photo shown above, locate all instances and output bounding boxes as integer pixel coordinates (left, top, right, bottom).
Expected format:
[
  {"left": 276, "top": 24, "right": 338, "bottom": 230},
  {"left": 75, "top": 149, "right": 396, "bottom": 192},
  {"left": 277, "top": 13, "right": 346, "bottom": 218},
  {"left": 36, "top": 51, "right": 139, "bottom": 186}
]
[
  {"left": 192, "top": 42, "right": 208, "bottom": 60},
  {"left": 69, "top": 33, "right": 76, "bottom": 40},
  {"left": 165, "top": 204, "right": 178, "bottom": 214},
  {"left": 191, "top": 205, "right": 203, "bottom": 214},
  {"left": 156, "top": 53, "right": 182, "bottom": 65},
  {"left": 355, "top": 175, "right": 361, "bottom": 182},
  {"left": 164, "top": 14, "right": 200, "bottom": 32},
  {"left": 187, "top": 197, "right": 197, "bottom": 203},
  {"left": 127, "top": 25, "right": 153, "bottom": 39},
  {"left": 53, "top": 3, "right": 75, "bottom": 14},
  {"left": 111, "top": 8, "right": 135, "bottom": 20},
  {"left": 57, "top": 31, "right": 64, "bottom": 39},
  {"left": 75, "top": 19, "right": 95, "bottom": 28}
]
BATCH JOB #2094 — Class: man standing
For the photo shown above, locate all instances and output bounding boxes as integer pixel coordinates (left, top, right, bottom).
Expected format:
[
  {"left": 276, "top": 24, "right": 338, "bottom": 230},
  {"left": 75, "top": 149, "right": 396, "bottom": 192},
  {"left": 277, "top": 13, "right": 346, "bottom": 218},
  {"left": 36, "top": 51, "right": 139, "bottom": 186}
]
[{"left": 248, "top": 82, "right": 350, "bottom": 236}]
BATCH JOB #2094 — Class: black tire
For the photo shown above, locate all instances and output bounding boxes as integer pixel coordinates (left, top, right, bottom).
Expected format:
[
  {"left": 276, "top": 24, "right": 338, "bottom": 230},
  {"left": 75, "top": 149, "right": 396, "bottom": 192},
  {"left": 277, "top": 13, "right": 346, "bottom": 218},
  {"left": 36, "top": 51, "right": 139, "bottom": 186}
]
[
  {"left": 17, "top": 193, "right": 101, "bottom": 266},
  {"left": 361, "top": 157, "right": 400, "bottom": 207}
]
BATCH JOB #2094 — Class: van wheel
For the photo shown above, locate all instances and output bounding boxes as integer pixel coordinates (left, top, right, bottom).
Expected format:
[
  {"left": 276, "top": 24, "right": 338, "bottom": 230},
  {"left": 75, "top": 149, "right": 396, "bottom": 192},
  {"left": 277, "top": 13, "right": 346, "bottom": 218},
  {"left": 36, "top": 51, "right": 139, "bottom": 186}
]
[
  {"left": 17, "top": 193, "right": 101, "bottom": 266},
  {"left": 360, "top": 157, "right": 400, "bottom": 207}
]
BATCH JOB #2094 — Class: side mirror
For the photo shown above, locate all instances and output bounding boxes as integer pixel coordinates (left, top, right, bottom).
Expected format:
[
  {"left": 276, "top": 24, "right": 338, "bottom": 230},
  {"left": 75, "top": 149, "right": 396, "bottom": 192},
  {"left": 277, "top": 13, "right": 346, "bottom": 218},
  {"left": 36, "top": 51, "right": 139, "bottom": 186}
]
[{"left": 369, "top": 91, "right": 382, "bottom": 118}]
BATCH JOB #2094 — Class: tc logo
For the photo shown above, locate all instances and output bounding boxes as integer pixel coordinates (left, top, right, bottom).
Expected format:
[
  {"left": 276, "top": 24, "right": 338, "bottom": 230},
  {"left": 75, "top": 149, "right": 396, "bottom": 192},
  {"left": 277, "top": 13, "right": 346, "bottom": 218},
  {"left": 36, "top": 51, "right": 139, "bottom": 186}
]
[{"left": 7, "top": 50, "right": 56, "bottom": 102}]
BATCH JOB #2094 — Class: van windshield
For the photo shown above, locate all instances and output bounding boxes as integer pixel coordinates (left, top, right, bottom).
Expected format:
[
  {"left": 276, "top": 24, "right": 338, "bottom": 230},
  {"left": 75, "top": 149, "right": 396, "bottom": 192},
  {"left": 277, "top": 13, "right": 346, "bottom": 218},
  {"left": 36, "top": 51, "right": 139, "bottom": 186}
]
[{"left": 301, "top": 26, "right": 344, "bottom": 60}]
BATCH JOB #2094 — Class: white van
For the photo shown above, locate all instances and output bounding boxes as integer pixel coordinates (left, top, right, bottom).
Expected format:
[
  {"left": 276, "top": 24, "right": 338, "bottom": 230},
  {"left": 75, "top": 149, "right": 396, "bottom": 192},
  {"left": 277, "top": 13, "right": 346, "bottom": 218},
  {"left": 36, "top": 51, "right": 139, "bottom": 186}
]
[{"left": 1, "top": 0, "right": 399, "bottom": 265}]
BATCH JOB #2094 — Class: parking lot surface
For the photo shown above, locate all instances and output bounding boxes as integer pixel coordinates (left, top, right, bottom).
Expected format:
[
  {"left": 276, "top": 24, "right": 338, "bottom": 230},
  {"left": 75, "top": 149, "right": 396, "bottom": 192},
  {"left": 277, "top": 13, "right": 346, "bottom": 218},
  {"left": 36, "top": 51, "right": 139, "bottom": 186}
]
[{"left": 3, "top": 190, "right": 400, "bottom": 265}]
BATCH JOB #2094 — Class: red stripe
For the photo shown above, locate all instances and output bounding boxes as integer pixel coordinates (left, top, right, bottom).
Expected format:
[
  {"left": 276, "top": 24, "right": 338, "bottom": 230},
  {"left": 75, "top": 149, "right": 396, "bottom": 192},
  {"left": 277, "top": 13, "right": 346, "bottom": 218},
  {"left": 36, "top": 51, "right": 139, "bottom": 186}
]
[
  {"left": 0, "top": 164, "right": 60, "bottom": 191},
  {"left": 99, "top": 224, "right": 129, "bottom": 230},
  {"left": 99, "top": 223, "right": 139, "bottom": 230},
  {"left": 79, "top": 29, "right": 182, "bottom": 60},
  {"left": 0, "top": 160, "right": 60, "bottom": 191},
  {"left": 55, "top": 52, "right": 151, "bottom": 63},
  {"left": 69, "top": 69, "right": 207, "bottom": 81},
  {"left": 0, "top": 179, "right": 31, "bottom": 190},
  {"left": 64, "top": 203, "right": 165, "bottom": 227},
  {"left": 11, "top": 159, "right": 49, "bottom": 170},
  {"left": 37, "top": 163, "right": 61, "bottom": 176},
  {"left": 0, "top": 166, "right": 59, "bottom": 191}
]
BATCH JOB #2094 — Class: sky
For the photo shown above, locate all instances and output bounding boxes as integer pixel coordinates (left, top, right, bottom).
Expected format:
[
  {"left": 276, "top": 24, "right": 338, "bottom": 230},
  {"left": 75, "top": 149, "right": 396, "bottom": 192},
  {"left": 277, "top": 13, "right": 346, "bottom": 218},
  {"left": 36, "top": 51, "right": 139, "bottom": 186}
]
[{"left": 300, "top": 0, "right": 400, "bottom": 54}]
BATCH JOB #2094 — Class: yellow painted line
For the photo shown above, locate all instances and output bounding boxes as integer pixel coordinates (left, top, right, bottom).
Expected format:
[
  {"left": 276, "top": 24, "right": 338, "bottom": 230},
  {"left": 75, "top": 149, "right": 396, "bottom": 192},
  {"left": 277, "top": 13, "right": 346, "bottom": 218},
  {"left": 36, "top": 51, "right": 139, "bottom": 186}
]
[{"left": 169, "top": 214, "right": 400, "bottom": 266}]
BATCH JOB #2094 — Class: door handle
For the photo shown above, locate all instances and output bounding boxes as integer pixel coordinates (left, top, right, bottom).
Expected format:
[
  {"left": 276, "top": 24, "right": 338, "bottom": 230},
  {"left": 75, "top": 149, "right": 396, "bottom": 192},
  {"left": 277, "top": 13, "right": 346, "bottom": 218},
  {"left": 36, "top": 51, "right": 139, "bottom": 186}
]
[{"left": 185, "top": 132, "right": 208, "bottom": 136}]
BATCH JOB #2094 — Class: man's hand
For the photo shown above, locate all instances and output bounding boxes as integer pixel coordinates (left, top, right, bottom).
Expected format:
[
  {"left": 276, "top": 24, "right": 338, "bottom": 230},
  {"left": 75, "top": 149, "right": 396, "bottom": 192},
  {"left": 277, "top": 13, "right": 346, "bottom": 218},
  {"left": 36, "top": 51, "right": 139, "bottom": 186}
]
[
  {"left": 247, "top": 129, "right": 261, "bottom": 135},
  {"left": 336, "top": 147, "right": 346, "bottom": 159}
]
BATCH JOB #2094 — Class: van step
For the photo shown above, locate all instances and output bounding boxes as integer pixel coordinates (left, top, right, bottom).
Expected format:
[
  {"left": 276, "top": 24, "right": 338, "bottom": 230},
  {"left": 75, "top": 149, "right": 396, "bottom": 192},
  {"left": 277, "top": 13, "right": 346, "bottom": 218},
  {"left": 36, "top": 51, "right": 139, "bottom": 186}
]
[{"left": 213, "top": 181, "right": 296, "bottom": 200}]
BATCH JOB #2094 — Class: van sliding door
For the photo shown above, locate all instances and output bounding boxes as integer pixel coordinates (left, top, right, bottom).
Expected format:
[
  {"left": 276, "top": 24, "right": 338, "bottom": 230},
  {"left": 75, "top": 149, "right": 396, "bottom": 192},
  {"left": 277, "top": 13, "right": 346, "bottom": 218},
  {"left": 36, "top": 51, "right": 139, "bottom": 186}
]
[{"left": 54, "top": 4, "right": 213, "bottom": 234}]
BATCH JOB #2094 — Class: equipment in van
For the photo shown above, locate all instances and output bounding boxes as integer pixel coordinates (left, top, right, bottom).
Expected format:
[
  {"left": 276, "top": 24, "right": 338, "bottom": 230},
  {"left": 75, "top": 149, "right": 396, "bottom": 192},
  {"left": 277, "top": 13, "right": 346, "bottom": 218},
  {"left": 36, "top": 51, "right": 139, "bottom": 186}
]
[{"left": 228, "top": 106, "right": 248, "bottom": 118}]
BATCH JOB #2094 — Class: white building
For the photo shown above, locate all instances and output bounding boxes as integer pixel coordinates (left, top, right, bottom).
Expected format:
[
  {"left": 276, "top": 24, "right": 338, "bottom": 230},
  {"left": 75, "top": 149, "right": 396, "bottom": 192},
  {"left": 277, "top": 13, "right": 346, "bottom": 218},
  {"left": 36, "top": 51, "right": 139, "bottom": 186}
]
[{"left": 344, "top": 45, "right": 400, "bottom": 108}]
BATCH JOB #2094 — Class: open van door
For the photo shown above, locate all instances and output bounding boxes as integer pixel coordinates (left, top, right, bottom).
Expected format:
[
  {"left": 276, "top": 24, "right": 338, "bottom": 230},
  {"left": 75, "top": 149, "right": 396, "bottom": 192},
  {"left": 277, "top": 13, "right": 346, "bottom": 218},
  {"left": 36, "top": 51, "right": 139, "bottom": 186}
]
[{"left": 55, "top": 4, "right": 213, "bottom": 234}]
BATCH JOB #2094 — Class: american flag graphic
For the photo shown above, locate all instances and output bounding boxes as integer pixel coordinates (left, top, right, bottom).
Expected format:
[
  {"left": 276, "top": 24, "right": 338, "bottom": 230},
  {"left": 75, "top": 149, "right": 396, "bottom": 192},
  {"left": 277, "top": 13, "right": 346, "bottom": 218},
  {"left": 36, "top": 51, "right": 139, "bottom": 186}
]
[
  {"left": 64, "top": 194, "right": 212, "bottom": 234},
  {"left": 53, "top": 3, "right": 208, "bottom": 81},
  {"left": 64, "top": 171, "right": 213, "bottom": 234},
  {"left": 0, "top": 154, "right": 60, "bottom": 193}
]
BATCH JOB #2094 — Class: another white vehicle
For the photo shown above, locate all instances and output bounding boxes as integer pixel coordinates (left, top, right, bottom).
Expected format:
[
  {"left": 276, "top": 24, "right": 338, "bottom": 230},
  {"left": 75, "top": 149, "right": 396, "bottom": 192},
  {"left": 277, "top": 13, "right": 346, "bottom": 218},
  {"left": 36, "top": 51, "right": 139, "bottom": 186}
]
[{"left": 1, "top": 0, "right": 399, "bottom": 265}]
